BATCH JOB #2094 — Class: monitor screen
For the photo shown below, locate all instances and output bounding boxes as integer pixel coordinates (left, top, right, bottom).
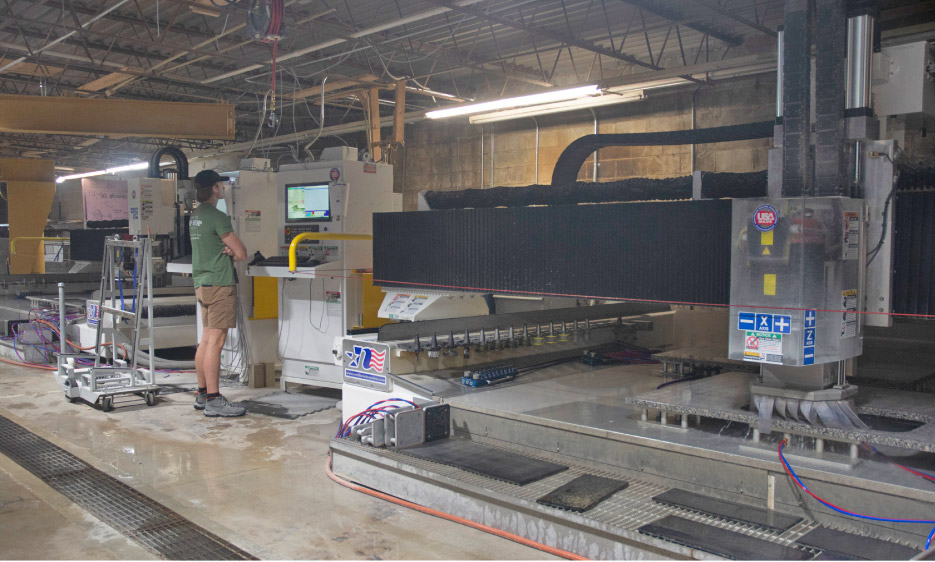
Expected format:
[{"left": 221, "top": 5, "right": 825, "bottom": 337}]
[{"left": 286, "top": 183, "right": 330, "bottom": 222}]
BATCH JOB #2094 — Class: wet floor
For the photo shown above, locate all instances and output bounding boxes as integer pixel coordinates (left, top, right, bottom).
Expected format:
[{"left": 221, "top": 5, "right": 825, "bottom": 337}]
[{"left": 0, "top": 366, "right": 551, "bottom": 560}]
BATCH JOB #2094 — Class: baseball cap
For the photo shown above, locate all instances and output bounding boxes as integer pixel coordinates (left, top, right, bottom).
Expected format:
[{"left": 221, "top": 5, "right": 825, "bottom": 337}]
[{"left": 194, "top": 169, "right": 230, "bottom": 190}]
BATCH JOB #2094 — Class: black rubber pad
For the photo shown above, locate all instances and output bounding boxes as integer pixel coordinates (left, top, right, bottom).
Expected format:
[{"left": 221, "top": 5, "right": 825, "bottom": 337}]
[
  {"left": 795, "top": 527, "right": 920, "bottom": 560},
  {"left": 653, "top": 488, "right": 802, "bottom": 533},
  {"left": 638, "top": 515, "right": 812, "bottom": 560},
  {"left": 536, "top": 474, "right": 629, "bottom": 512},
  {"left": 402, "top": 439, "right": 567, "bottom": 485}
]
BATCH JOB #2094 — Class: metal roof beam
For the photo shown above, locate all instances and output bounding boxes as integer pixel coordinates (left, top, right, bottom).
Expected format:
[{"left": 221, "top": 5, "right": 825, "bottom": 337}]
[
  {"left": 419, "top": 0, "right": 664, "bottom": 71},
  {"left": 616, "top": 0, "right": 743, "bottom": 46},
  {"left": 687, "top": 0, "right": 777, "bottom": 37}
]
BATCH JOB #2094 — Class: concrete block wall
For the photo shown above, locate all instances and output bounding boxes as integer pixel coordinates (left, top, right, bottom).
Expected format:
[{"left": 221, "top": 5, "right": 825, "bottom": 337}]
[{"left": 401, "top": 75, "right": 777, "bottom": 210}]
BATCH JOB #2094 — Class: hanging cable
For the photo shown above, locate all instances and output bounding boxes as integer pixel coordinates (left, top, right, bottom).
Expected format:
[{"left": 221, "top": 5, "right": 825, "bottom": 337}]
[{"left": 778, "top": 439, "right": 935, "bottom": 550}]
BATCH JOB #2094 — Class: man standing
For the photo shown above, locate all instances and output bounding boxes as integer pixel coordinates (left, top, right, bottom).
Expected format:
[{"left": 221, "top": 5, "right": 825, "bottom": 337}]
[{"left": 190, "top": 170, "right": 248, "bottom": 417}]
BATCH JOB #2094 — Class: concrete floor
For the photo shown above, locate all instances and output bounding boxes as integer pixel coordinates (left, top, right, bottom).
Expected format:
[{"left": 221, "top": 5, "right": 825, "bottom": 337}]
[{"left": 0, "top": 364, "right": 550, "bottom": 560}]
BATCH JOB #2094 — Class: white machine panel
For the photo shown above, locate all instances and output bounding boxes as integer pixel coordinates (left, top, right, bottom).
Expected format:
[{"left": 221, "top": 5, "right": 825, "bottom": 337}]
[
  {"left": 246, "top": 156, "right": 398, "bottom": 389},
  {"left": 873, "top": 41, "right": 935, "bottom": 117},
  {"left": 378, "top": 291, "right": 489, "bottom": 321},
  {"left": 128, "top": 177, "right": 176, "bottom": 236}
]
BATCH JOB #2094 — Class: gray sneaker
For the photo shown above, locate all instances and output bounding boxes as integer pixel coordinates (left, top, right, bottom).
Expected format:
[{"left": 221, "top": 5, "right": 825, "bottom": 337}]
[
  {"left": 204, "top": 395, "right": 246, "bottom": 417},
  {"left": 194, "top": 392, "right": 206, "bottom": 410}
]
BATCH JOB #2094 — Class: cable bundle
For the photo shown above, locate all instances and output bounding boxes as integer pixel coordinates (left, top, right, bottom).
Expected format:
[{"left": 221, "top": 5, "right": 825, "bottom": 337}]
[
  {"left": 336, "top": 398, "right": 419, "bottom": 439},
  {"left": 778, "top": 439, "right": 935, "bottom": 551},
  {"left": 2, "top": 308, "right": 127, "bottom": 370}
]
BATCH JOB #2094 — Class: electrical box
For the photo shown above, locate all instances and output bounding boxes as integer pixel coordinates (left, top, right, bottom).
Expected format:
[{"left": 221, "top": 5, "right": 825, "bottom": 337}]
[
  {"left": 872, "top": 41, "right": 935, "bottom": 117},
  {"left": 728, "top": 197, "right": 863, "bottom": 367},
  {"left": 128, "top": 177, "right": 176, "bottom": 236}
]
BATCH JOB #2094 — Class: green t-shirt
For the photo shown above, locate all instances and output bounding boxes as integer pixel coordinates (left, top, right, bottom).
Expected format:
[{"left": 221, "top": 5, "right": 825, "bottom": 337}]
[{"left": 190, "top": 202, "right": 235, "bottom": 287}]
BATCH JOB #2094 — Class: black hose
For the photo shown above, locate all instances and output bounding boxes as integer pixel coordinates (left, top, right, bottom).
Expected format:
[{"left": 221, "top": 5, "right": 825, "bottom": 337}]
[
  {"left": 148, "top": 146, "right": 189, "bottom": 179},
  {"left": 551, "top": 121, "right": 775, "bottom": 186}
]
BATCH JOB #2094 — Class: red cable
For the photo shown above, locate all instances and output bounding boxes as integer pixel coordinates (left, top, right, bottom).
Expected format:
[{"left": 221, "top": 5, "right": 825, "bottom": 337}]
[{"left": 325, "top": 452, "right": 588, "bottom": 560}]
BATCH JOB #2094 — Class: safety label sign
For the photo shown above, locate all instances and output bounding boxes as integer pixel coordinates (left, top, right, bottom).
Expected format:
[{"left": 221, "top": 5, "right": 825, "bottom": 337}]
[
  {"left": 841, "top": 289, "right": 858, "bottom": 338},
  {"left": 743, "top": 331, "right": 783, "bottom": 364}
]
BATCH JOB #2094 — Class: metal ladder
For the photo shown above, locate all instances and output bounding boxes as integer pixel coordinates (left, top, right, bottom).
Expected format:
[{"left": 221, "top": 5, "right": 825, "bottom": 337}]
[{"left": 88, "top": 236, "right": 157, "bottom": 410}]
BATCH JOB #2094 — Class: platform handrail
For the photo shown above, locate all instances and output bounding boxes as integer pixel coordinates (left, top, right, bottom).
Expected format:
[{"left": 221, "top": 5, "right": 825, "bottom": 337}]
[{"left": 288, "top": 232, "right": 372, "bottom": 272}]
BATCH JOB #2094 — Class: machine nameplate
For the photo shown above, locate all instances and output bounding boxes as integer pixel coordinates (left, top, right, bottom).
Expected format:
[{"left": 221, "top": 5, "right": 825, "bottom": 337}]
[{"left": 342, "top": 341, "right": 391, "bottom": 391}]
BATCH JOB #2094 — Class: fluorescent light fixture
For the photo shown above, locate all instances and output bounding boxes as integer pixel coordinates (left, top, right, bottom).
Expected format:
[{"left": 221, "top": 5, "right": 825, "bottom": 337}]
[
  {"left": 105, "top": 162, "right": 149, "bottom": 174},
  {"left": 426, "top": 85, "right": 600, "bottom": 119},
  {"left": 468, "top": 91, "right": 644, "bottom": 124},
  {"left": 56, "top": 161, "right": 148, "bottom": 183},
  {"left": 55, "top": 170, "right": 107, "bottom": 183}
]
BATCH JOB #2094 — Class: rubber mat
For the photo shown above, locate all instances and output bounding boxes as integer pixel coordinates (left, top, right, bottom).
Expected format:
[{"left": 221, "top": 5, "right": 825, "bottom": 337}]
[
  {"left": 653, "top": 488, "right": 802, "bottom": 533},
  {"left": 536, "top": 474, "right": 629, "bottom": 512},
  {"left": 239, "top": 389, "right": 339, "bottom": 419},
  {"left": 795, "top": 527, "right": 920, "bottom": 560},
  {"left": 0, "top": 415, "right": 256, "bottom": 560},
  {"left": 638, "top": 515, "right": 812, "bottom": 560},
  {"left": 402, "top": 439, "right": 568, "bottom": 485}
]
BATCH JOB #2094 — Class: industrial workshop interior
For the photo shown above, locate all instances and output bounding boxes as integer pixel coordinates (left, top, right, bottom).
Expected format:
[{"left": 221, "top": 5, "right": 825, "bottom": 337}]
[{"left": 2, "top": 0, "right": 935, "bottom": 560}]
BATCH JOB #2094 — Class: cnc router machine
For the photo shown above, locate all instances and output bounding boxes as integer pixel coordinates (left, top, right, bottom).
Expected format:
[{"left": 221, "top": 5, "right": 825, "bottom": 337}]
[
  {"left": 329, "top": 8, "right": 935, "bottom": 561},
  {"left": 247, "top": 148, "right": 399, "bottom": 389}
]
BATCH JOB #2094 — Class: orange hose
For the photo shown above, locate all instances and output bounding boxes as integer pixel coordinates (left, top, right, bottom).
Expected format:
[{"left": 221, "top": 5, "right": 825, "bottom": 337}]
[
  {"left": 325, "top": 452, "right": 588, "bottom": 561},
  {"left": 0, "top": 356, "right": 56, "bottom": 370}
]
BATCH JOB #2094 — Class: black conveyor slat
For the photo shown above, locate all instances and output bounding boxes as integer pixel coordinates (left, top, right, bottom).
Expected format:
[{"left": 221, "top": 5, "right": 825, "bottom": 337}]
[
  {"left": 652, "top": 488, "right": 802, "bottom": 533},
  {"left": 638, "top": 515, "right": 812, "bottom": 560},
  {"left": 795, "top": 527, "right": 920, "bottom": 561},
  {"left": 402, "top": 439, "right": 567, "bottom": 485},
  {"left": 536, "top": 474, "right": 629, "bottom": 512}
]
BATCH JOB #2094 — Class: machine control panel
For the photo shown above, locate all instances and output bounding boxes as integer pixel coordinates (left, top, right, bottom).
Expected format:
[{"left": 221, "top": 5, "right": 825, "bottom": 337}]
[{"left": 284, "top": 224, "right": 319, "bottom": 244}]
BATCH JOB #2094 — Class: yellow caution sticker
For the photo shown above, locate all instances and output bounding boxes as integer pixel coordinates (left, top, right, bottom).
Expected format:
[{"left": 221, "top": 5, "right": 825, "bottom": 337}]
[
  {"left": 762, "top": 247, "right": 772, "bottom": 256},
  {"left": 760, "top": 230, "right": 774, "bottom": 246},
  {"left": 764, "top": 273, "right": 777, "bottom": 296}
]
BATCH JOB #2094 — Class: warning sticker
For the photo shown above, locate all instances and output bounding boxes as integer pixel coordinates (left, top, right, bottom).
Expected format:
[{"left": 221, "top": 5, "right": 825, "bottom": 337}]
[
  {"left": 843, "top": 212, "right": 859, "bottom": 260},
  {"left": 743, "top": 331, "right": 783, "bottom": 364},
  {"left": 245, "top": 210, "right": 261, "bottom": 232},
  {"left": 841, "top": 289, "right": 858, "bottom": 338}
]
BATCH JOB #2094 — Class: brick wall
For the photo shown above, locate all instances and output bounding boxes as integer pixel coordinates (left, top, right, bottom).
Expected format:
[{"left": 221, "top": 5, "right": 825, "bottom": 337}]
[{"left": 400, "top": 74, "right": 778, "bottom": 210}]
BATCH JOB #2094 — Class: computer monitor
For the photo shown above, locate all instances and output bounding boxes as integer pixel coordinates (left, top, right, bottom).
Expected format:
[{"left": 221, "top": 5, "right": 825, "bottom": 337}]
[{"left": 285, "top": 183, "right": 331, "bottom": 222}]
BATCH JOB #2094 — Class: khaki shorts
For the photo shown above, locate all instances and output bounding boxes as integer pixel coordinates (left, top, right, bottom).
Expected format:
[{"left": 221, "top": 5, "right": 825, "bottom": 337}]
[{"left": 195, "top": 285, "right": 237, "bottom": 330}]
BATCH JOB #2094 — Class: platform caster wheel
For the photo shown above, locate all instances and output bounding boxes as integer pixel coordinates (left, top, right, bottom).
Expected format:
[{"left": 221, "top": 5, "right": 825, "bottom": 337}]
[
  {"left": 145, "top": 391, "right": 157, "bottom": 407},
  {"left": 101, "top": 396, "right": 114, "bottom": 412}
]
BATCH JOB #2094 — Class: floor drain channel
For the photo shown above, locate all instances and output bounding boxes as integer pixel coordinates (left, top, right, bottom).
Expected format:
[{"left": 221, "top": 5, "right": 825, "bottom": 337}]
[{"left": 0, "top": 415, "right": 256, "bottom": 560}]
